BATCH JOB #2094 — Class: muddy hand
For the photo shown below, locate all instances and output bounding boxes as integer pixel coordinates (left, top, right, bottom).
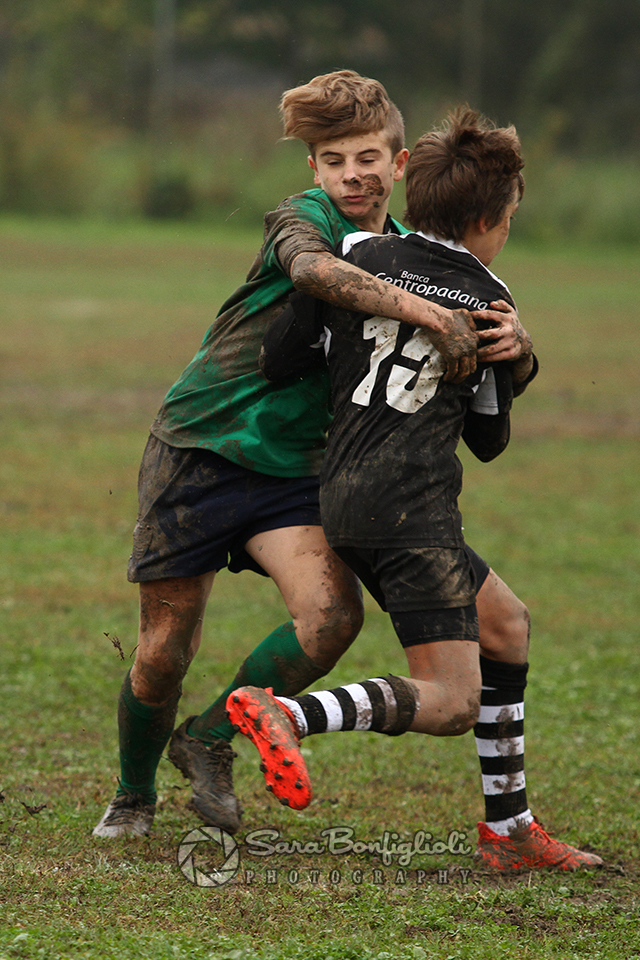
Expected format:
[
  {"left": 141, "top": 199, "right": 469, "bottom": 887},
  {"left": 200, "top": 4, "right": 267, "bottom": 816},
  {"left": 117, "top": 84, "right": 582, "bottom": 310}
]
[
  {"left": 474, "top": 300, "right": 533, "bottom": 363},
  {"left": 430, "top": 308, "right": 478, "bottom": 383}
]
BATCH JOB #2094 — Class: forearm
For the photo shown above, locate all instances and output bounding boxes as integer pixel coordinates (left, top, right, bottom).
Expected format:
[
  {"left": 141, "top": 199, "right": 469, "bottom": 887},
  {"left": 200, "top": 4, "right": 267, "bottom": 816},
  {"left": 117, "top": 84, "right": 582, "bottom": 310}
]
[
  {"left": 510, "top": 352, "right": 534, "bottom": 385},
  {"left": 291, "top": 251, "right": 452, "bottom": 333},
  {"left": 510, "top": 352, "right": 538, "bottom": 397},
  {"left": 290, "top": 251, "right": 478, "bottom": 382}
]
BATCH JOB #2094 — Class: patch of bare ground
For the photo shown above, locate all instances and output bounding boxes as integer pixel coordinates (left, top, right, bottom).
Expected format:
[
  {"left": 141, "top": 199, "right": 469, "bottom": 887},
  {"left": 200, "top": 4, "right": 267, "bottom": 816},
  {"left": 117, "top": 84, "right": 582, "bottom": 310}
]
[
  {"left": 4, "top": 384, "right": 640, "bottom": 441},
  {"left": 404, "top": 862, "right": 639, "bottom": 942},
  {"left": 517, "top": 410, "right": 640, "bottom": 439},
  {"left": 0, "top": 236, "right": 246, "bottom": 275},
  {"left": 0, "top": 385, "right": 165, "bottom": 424},
  {"left": 469, "top": 859, "right": 631, "bottom": 890}
]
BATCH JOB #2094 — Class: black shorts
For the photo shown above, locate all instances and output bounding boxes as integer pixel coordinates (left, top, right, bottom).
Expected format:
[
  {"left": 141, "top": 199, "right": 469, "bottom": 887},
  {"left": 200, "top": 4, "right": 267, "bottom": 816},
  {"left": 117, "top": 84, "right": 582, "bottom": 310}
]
[
  {"left": 333, "top": 544, "right": 490, "bottom": 646},
  {"left": 127, "top": 435, "right": 321, "bottom": 582}
]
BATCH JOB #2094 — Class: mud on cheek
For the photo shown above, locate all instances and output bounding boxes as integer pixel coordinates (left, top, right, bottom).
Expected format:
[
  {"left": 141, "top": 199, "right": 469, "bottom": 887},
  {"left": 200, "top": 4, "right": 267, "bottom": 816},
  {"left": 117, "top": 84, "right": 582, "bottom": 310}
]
[{"left": 361, "top": 174, "right": 385, "bottom": 197}]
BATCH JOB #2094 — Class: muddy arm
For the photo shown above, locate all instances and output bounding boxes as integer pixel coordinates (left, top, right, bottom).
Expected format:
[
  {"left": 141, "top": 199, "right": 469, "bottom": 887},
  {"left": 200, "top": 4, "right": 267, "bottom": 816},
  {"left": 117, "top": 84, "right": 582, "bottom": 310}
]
[
  {"left": 290, "top": 251, "right": 478, "bottom": 384},
  {"left": 510, "top": 353, "right": 537, "bottom": 396}
]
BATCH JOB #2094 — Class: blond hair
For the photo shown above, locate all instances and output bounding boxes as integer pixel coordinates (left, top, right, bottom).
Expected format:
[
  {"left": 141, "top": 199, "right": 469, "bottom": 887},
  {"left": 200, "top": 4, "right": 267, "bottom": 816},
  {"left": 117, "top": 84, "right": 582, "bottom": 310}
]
[{"left": 280, "top": 70, "right": 404, "bottom": 156}]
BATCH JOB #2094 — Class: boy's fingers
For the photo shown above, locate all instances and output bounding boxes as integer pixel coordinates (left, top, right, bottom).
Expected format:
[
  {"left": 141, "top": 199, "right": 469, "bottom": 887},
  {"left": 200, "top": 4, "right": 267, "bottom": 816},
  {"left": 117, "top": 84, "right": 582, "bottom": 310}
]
[
  {"left": 477, "top": 343, "right": 496, "bottom": 359},
  {"left": 477, "top": 346, "right": 508, "bottom": 362},
  {"left": 442, "top": 352, "right": 476, "bottom": 383},
  {"left": 476, "top": 327, "right": 502, "bottom": 341},
  {"left": 442, "top": 359, "right": 459, "bottom": 382},
  {"left": 435, "top": 308, "right": 477, "bottom": 381},
  {"left": 474, "top": 300, "right": 514, "bottom": 318}
]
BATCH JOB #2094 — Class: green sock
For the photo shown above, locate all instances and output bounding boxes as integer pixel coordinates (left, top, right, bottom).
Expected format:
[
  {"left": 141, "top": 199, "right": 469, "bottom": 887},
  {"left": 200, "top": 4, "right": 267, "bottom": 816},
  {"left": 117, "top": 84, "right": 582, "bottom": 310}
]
[
  {"left": 116, "top": 671, "right": 180, "bottom": 805},
  {"left": 188, "top": 621, "right": 328, "bottom": 744}
]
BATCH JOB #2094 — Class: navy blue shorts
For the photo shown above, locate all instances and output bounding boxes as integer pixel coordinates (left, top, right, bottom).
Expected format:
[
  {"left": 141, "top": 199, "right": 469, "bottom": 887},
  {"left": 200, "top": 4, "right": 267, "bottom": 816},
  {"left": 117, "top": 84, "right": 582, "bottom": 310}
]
[{"left": 127, "top": 435, "right": 321, "bottom": 582}]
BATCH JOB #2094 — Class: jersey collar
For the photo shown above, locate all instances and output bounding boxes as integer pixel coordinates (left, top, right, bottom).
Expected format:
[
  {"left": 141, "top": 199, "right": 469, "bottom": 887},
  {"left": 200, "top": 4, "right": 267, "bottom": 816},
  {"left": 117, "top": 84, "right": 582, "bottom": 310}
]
[{"left": 416, "top": 231, "right": 504, "bottom": 286}]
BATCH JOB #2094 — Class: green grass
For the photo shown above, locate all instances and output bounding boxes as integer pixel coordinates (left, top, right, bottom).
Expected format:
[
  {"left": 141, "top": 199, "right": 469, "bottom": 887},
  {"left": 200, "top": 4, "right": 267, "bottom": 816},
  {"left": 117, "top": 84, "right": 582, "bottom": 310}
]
[{"left": 1, "top": 218, "right": 640, "bottom": 958}]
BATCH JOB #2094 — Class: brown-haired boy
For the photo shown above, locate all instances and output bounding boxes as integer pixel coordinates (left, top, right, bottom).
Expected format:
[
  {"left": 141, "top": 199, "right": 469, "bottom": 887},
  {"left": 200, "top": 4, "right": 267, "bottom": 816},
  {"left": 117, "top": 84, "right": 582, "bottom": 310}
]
[
  {"left": 94, "top": 73, "right": 512, "bottom": 840},
  {"left": 230, "top": 108, "right": 603, "bottom": 872}
]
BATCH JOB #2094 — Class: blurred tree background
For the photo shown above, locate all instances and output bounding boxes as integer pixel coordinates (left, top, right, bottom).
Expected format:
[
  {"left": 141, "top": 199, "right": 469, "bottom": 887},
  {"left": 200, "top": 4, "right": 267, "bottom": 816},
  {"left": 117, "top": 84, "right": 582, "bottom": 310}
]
[{"left": 1, "top": 0, "right": 639, "bottom": 239}]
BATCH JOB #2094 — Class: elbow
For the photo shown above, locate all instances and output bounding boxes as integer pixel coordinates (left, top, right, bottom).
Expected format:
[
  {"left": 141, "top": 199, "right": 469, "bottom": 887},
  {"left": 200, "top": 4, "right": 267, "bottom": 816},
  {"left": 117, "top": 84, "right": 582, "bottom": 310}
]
[
  {"left": 290, "top": 253, "right": 314, "bottom": 292},
  {"left": 290, "top": 252, "right": 330, "bottom": 295}
]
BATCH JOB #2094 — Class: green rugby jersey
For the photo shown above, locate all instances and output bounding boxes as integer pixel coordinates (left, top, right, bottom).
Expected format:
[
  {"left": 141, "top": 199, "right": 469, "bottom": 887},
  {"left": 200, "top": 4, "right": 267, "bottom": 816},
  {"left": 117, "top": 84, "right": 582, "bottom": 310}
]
[{"left": 151, "top": 188, "right": 406, "bottom": 477}]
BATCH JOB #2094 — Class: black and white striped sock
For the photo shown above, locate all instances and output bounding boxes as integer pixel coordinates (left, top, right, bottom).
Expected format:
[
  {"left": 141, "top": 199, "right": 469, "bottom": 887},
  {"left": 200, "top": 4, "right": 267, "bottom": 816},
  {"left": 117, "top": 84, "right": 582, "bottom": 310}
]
[
  {"left": 276, "top": 675, "right": 417, "bottom": 739},
  {"left": 474, "top": 656, "right": 533, "bottom": 835}
]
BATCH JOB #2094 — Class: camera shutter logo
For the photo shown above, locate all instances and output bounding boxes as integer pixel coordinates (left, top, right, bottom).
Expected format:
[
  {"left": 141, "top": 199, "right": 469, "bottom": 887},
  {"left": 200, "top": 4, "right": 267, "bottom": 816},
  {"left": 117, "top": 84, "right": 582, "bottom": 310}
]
[{"left": 177, "top": 827, "right": 240, "bottom": 887}]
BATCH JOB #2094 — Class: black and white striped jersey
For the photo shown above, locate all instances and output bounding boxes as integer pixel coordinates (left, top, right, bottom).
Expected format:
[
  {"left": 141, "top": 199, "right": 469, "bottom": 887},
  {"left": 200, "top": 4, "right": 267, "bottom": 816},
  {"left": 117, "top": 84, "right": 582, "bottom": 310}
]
[{"left": 262, "top": 230, "right": 523, "bottom": 550}]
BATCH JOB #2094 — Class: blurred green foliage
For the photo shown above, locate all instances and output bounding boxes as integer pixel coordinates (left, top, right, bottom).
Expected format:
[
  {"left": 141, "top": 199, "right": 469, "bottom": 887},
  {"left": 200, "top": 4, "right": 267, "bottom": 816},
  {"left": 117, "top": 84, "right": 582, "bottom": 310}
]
[{"left": 1, "top": 0, "right": 639, "bottom": 237}]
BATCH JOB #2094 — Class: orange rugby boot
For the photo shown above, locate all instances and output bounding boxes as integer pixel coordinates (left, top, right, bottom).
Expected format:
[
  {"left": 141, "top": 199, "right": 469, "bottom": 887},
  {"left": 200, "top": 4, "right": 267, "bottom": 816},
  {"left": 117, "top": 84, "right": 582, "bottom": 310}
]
[
  {"left": 226, "top": 686, "right": 312, "bottom": 810},
  {"left": 475, "top": 818, "right": 604, "bottom": 872}
]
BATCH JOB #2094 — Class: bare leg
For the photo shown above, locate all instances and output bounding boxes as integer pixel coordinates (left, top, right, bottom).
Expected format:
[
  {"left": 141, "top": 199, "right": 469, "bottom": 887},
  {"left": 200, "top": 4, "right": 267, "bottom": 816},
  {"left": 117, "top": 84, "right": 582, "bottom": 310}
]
[
  {"left": 244, "top": 525, "right": 364, "bottom": 670},
  {"left": 227, "top": 639, "right": 481, "bottom": 810},
  {"left": 403, "top": 639, "right": 481, "bottom": 735},
  {"left": 131, "top": 572, "right": 216, "bottom": 705},
  {"left": 186, "top": 526, "right": 364, "bottom": 741},
  {"left": 477, "top": 569, "right": 530, "bottom": 664},
  {"left": 93, "top": 571, "right": 217, "bottom": 838},
  {"left": 167, "top": 528, "right": 363, "bottom": 829}
]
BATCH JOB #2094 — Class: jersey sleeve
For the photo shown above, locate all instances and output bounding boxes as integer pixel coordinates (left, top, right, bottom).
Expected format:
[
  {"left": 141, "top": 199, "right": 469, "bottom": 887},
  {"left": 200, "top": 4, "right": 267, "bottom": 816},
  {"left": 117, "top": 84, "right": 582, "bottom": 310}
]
[
  {"left": 262, "top": 195, "right": 338, "bottom": 279},
  {"left": 260, "top": 291, "right": 327, "bottom": 381},
  {"left": 462, "top": 354, "right": 538, "bottom": 462},
  {"left": 461, "top": 363, "right": 512, "bottom": 462},
  {"left": 462, "top": 410, "right": 511, "bottom": 462}
]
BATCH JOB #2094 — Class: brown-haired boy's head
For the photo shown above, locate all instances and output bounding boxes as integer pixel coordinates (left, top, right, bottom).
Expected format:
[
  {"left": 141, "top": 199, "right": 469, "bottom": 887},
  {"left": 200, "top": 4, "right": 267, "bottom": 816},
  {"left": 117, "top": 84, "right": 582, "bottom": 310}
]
[
  {"left": 280, "top": 69, "right": 405, "bottom": 157},
  {"left": 405, "top": 107, "right": 524, "bottom": 249}
]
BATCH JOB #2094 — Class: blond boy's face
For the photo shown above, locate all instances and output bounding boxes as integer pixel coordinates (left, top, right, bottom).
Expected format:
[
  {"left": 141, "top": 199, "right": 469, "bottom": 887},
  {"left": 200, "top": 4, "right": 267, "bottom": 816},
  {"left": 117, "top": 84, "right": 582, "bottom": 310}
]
[{"left": 309, "top": 131, "right": 408, "bottom": 233}]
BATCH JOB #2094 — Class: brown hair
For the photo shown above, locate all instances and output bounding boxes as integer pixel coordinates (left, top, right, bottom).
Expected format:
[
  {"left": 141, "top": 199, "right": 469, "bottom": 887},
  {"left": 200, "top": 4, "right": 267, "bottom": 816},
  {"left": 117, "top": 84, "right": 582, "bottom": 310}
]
[
  {"left": 405, "top": 107, "right": 524, "bottom": 242},
  {"left": 280, "top": 70, "right": 405, "bottom": 156}
]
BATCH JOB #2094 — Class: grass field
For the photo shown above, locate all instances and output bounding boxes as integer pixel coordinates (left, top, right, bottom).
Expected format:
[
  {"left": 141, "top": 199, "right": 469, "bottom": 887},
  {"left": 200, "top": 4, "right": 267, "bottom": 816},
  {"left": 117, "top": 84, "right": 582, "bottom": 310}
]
[{"left": 1, "top": 217, "right": 639, "bottom": 959}]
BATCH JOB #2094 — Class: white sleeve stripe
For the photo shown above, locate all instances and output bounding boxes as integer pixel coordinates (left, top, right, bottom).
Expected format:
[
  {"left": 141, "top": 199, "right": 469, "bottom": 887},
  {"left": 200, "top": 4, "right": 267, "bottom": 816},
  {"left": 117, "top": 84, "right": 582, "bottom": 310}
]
[
  {"left": 469, "top": 366, "right": 499, "bottom": 415},
  {"left": 341, "top": 231, "right": 378, "bottom": 256}
]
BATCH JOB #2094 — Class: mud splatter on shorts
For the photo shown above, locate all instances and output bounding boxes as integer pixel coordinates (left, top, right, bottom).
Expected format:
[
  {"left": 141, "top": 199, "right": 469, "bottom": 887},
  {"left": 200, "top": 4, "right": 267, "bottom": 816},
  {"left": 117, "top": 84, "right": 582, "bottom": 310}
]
[
  {"left": 332, "top": 543, "right": 490, "bottom": 645},
  {"left": 128, "top": 434, "right": 321, "bottom": 582}
]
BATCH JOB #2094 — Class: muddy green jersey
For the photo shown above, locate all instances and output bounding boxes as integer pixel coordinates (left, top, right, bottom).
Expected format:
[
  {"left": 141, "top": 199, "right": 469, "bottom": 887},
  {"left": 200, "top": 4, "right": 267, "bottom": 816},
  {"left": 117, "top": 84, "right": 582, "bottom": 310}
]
[{"left": 151, "top": 188, "right": 405, "bottom": 477}]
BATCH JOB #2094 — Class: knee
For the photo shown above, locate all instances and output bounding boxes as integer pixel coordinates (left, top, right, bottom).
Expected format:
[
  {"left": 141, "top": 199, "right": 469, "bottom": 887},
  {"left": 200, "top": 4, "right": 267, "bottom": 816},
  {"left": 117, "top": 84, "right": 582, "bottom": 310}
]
[
  {"left": 322, "top": 592, "right": 364, "bottom": 642},
  {"left": 131, "top": 639, "right": 191, "bottom": 703},
  {"left": 301, "top": 597, "right": 363, "bottom": 672},
  {"left": 506, "top": 600, "right": 530, "bottom": 659},
  {"left": 299, "top": 562, "right": 364, "bottom": 638},
  {"left": 481, "top": 597, "right": 530, "bottom": 662}
]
